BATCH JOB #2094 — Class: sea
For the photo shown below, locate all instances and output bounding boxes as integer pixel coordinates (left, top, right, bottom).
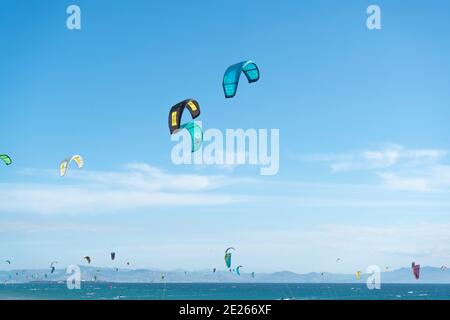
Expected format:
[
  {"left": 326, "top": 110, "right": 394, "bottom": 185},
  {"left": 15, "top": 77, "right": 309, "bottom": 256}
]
[{"left": 0, "top": 283, "right": 449, "bottom": 300}]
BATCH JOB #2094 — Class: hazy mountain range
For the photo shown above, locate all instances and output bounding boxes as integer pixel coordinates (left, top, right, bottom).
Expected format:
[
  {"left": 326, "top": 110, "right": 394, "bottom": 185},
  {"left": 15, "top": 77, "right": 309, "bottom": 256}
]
[{"left": 1, "top": 266, "right": 450, "bottom": 284}]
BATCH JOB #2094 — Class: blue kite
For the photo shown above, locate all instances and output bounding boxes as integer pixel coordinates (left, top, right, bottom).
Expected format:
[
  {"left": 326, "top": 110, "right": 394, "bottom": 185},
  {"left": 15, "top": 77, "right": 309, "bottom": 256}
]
[{"left": 222, "top": 61, "right": 260, "bottom": 98}]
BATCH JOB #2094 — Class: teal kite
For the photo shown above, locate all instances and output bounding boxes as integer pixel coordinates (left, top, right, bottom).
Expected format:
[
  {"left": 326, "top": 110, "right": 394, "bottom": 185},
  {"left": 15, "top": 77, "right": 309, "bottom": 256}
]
[
  {"left": 236, "top": 265, "right": 243, "bottom": 276},
  {"left": 180, "top": 122, "right": 203, "bottom": 152},
  {"left": 223, "top": 61, "right": 260, "bottom": 98},
  {"left": 224, "top": 247, "right": 235, "bottom": 269}
]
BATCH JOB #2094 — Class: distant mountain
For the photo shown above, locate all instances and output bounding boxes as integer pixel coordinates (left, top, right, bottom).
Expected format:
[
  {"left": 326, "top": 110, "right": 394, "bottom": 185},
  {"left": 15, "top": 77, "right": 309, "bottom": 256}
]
[{"left": 1, "top": 266, "right": 450, "bottom": 284}]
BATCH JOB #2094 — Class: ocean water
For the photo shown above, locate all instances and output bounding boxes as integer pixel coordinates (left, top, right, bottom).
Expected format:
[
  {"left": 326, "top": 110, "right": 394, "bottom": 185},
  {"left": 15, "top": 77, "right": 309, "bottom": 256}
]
[{"left": 0, "top": 283, "right": 449, "bottom": 300}]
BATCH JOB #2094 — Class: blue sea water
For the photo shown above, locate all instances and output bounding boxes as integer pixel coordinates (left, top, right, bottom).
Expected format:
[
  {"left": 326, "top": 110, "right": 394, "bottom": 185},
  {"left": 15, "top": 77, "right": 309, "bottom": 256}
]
[{"left": 0, "top": 283, "right": 449, "bottom": 300}]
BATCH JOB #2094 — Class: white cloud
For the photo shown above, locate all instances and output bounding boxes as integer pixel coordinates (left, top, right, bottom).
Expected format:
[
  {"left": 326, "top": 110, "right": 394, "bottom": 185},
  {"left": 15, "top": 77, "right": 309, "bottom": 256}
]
[
  {"left": 300, "top": 144, "right": 450, "bottom": 192},
  {"left": 378, "top": 172, "right": 431, "bottom": 192},
  {"left": 303, "top": 144, "right": 447, "bottom": 173},
  {"left": 379, "top": 165, "right": 450, "bottom": 192},
  {"left": 0, "top": 220, "right": 136, "bottom": 233},
  {"left": 0, "top": 163, "right": 249, "bottom": 215}
]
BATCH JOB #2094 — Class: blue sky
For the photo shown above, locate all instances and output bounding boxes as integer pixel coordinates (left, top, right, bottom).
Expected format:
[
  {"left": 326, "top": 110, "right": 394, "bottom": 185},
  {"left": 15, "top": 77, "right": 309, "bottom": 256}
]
[{"left": 1, "top": 0, "right": 450, "bottom": 273}]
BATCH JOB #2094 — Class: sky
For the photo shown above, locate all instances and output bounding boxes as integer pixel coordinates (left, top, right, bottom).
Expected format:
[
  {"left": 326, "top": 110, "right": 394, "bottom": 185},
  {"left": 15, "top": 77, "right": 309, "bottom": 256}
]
[{"left": 0, "top": 0, "right": 450, "bottom": 274}]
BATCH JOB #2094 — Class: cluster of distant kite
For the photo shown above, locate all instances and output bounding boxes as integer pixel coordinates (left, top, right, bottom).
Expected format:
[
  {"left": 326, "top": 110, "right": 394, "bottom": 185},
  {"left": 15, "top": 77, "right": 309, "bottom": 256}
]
[
  {"left": 3, "top": 247, "right": 256, "bottom": 283},
  {"left": 2, "top": 256, "right": 448, "bottom": 283},
  {"left": 222, "top": 247, "right": 255, "bottom": 279},
  {"left": 1, "top": 153, "right": 84, "bottom": 177},
  {"left": 333, "top": 259, "right": 448, "bottom": 281}
]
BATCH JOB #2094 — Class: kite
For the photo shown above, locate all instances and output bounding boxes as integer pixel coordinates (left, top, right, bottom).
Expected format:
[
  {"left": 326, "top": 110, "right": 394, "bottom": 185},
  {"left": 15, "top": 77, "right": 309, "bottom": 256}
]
[
  {"left": 111, "top": 252, "right": 116, "bottom": 261},
  {"left": 336, "top": 258, "right": 342, "bottom": 263},
  {"left": 179, "top": 122, "right": 203, "bottom": 152},
  {"left": 0, "top": 154, "right": 12, "bottom": 166},
  {"left": 5, "top": 260, "right": 11, "bottom": 265},
  {"left": 50, "top": 261, "right": 58, "bottom": 274},
  {"left": 412, "top": 262, "right": 420, "bottom": 280},
  {"left": 84, "top": 256, "right": 91, "bottom": 264},
  {"left": 355, "top": 271, "right": 362, "bottom": 280},
  {"left": 60, "top": 155, "right": 84, "bottom": 176},
  {"left": 441, "top": 265, "right": 448, "bottom": 271},
  {"left": 223, "top": 61, "right": 260, "bottom": 98},
  {"left": 168, "top": 99, "right": 202, "bottom": 152},
  {"left": 224, "top": 247, "right": 235, "bottom": 269},
  {"left": 236, "top": 265, "right": 243, "bottom": 276},
  {"left": 251, "top": 272, "right": 255, "bottom": 278},
  {"left": 213, "top": 268, "right": 216, "bottom": 273},
  {"left": 168, "top": 99, "right": 200, "bottom": 134}
]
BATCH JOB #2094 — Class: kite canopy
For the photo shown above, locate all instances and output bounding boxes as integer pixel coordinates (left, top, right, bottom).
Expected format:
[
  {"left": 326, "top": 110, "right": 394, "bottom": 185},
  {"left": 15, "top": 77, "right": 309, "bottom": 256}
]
[
  {"left": 223, "top": 61, "right": 260, "bottom": 98},
  {"left": 355, "top": 271, "right": 362, "bottom": 280},
  {"left": 168, "top": 99, "right": 200, "bottom": 134},
  {"left": 251, "top": 272, "right": 255, "bottom": 278},
  {"left": 0, "top": 154, "right": 12, "bottom": 166},
  {"left": 84, "top": 256, "right": 91, "bottom": 264},
  {"left": 225, "top": 247, "right": 235, "bottom": 254},
  {"left": 224, "top": 247, "right": 235, "bottom": 269},
  {"left": 5, "top": 260, "right": 11, "bottom": 265},
  {"left": 224, "top": 253, "right": 232, "bottom": 269},
  {"left": 412, "top": 262, "right": 420, "bottom": 280},
  {"left": 50, "top": 261, "right": 57, "bottom": 273},
  {"left": 60, "top": 155, "right": 84, "bottom": 176},
  {"left": 236, "top": 265, "right": 243, "bottom": 276},
  {"left": 180, "top": 122, "right": 203, "bottom": 152},
  {"left": 111, "top": 252, "right": 116, "bottom": 261}
]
